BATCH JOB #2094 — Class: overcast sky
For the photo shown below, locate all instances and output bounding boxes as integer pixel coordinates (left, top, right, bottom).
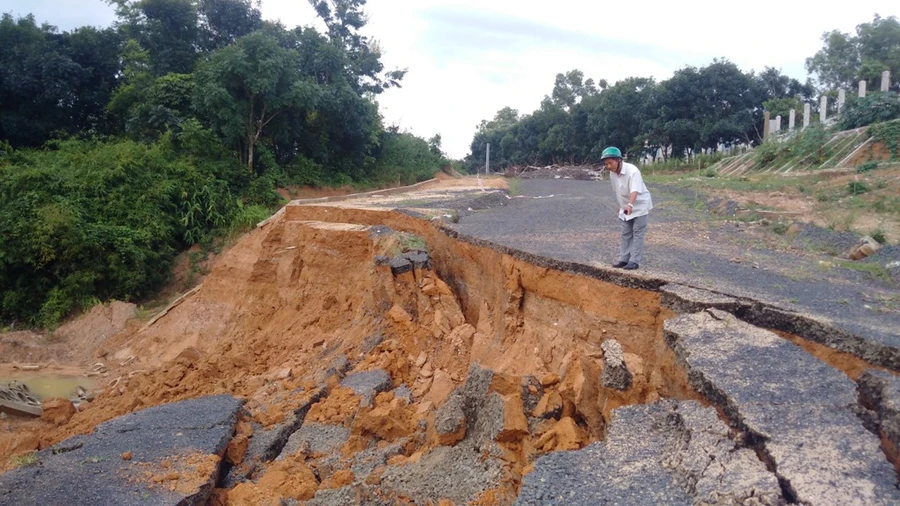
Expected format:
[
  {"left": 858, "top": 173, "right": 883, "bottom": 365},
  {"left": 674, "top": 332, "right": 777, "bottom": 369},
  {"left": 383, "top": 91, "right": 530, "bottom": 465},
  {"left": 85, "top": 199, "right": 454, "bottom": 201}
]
[{"left": 3, "top": 0, "right": 898, "bottom": 158}]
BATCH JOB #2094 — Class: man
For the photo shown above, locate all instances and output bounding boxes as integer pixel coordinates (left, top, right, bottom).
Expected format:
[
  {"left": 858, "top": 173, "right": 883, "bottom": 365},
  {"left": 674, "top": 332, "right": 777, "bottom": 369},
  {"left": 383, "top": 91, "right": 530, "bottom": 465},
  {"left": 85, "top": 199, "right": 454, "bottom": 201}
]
[{"left": 601, "top": 147, "right": 652, "bottom": 270}]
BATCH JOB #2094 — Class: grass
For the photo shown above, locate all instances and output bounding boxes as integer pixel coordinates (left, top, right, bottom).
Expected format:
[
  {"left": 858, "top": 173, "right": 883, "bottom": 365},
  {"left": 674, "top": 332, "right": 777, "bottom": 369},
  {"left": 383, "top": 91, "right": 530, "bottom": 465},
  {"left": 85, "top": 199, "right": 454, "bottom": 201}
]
[
  {"left": 225, "top": 204, "right": 274, "bottom": 239},
  {"left": 651, "top": 163, "right": 899, "bottom": 245},
  {"left": 647, "top": 170, "right": 810, "bottom": 194},
  {"left": 848, "top": 181, "right": 869, "bottom": 195},
  {"left": 771, "top": 221, "right": 789, "bottom": 235},
  {"left": 506, "top": 177, "right": 522, "bottom": 197},
  {"left": 641, "top": 152, "right": 728, "bottom": 175},
  {"left": 865, "top": 293, "right": 900, "bottom": 313},
  {"left": 832, "top": 259, "right": 895, "bottom": 285},
  {"left": 391, "top": 232, "right": 428, "bottom": 256},
  {"left": 10, "top": 452, "right": 39, "bottom": 468}
]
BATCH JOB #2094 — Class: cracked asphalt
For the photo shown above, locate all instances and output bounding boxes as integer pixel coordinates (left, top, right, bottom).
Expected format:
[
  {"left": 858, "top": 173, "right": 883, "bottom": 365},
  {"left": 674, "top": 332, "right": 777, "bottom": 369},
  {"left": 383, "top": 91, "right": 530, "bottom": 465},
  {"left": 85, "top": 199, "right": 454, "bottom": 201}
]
[{"left": 447, "top": 178, "right": 900, "bottom": 356}]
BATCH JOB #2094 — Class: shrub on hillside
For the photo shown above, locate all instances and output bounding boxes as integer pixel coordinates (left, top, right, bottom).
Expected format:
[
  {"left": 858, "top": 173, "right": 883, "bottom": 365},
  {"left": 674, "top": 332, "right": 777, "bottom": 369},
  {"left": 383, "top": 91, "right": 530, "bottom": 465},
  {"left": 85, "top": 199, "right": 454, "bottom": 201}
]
[
  {"left": 0, "top": 138, "right": 244, "bottom": 327},
  {"left": 838, "top": 93, "right": 900, "bottom": 130}
]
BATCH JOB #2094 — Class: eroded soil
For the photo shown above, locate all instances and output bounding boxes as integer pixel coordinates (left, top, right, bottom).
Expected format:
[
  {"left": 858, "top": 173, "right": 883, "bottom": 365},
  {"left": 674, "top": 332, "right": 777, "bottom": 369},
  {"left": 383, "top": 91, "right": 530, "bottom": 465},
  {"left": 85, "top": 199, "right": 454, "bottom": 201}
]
[
  {"left": 0, "top": 176, "right": 704, "bottom": 504},
  {"left": 1, "top": 173, "right": 896, "bottom": 505}
]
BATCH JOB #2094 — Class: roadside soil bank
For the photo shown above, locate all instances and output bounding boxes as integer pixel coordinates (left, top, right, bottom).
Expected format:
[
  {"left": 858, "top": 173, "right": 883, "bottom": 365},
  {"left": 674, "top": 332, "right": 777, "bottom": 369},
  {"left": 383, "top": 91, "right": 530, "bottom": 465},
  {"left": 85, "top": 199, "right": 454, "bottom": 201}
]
[{"left": 683, "top": 165, "right": 900, "bottom": 244}]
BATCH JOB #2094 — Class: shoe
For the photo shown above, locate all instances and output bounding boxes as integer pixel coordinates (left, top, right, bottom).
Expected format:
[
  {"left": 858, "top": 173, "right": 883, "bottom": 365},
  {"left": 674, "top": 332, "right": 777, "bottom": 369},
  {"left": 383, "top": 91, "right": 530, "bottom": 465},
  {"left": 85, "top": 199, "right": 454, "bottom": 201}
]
[
  {"left": 612, "top": 261, "right": 628, "bottom": 268},
  {"left": 623, "top": 262, "right": 639, "bottom": 270}
]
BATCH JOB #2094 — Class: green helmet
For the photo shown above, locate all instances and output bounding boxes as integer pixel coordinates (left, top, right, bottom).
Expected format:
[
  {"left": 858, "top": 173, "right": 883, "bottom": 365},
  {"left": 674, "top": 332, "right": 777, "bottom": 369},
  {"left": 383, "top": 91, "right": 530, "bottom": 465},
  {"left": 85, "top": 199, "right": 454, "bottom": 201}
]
[{"left": 600, "top": 146, "right": 622, "bottom": 160}]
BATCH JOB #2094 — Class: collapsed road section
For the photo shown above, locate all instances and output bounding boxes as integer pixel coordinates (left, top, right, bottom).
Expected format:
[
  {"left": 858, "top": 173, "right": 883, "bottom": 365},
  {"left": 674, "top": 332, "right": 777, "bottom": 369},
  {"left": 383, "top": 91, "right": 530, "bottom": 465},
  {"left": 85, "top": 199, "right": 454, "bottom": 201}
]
[{"left": 1, "top": 191, "right": 899, "bottom": 506}]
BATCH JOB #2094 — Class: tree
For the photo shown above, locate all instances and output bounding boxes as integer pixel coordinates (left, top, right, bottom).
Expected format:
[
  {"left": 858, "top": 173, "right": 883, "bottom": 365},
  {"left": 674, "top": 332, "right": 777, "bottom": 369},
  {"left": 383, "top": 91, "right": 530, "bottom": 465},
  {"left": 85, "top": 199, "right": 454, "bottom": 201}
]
[
  {"left": 805, "top": 30, "right": 859, "bottom": 90},
  {"left": 194, "top": 31, "right": 319, "bottom": 173},
  {"left": 654, "top": 66, "right": 705, "bottom": 156},
  {"left": 427, "top": 134, "right": 442, "bottom": 157},
  {"left": 590, "top": 77, "right": 657, "bottom": 156},
  {"left": 697, "top": 59, "right": 765, "bottom": 147},
  {"left": 806, "top": 14, "right": 900, "bottom": 91},
  {"left": 531, "top": 99, "right": 572, "bottom": 163},
  {"left": 550, "top": 69, "right": 600, "bottom": 111},
  {"left": 469, "top": 107, "right": 520, "bottom": 169},
  {"left": 0, "top": 14, "right": 122, "bottom": 146},
  {"left": 856, "top": 15, "right": 900, "bottom": 91},
  {"left": 308, "top": 0, "right": 406, "bottom": 94},
  {"left": 111, "top": 0, "right": 200, "bottom": 76},
  {"left": 115, "top": 72, "right": 196, "bottom": 140},
  {"left": 197, "top": 0, "right": 263, "bottom": 51},
  {"left": 757, "top": 67, "right": 814, "bottom": 100}
]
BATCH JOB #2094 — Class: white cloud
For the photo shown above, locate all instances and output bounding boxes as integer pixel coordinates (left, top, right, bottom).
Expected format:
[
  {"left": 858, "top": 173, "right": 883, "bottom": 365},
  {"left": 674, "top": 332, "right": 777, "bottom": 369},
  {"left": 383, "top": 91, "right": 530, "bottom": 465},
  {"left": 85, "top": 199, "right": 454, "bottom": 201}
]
[
  {"left": 3, "top": 0, "right": 898, "bottom": 158},
  {"left": 355, "top": 0, "right": 899, "bottom": 158}
]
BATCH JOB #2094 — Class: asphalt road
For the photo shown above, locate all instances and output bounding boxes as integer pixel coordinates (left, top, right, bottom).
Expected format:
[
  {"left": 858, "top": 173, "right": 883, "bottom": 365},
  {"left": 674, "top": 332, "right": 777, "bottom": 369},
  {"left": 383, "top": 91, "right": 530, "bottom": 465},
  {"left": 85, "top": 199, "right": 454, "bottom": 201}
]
[{"left": 448, "top": 178, "right": 900, "bottom": 357}]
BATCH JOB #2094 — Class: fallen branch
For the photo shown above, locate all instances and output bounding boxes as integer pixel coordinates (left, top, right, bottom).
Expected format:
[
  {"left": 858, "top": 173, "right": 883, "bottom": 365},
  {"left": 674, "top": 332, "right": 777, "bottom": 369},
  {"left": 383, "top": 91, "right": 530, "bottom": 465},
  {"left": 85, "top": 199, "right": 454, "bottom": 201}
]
[{"left": 139, "top": 285, "right": 202, "bottom": 333}]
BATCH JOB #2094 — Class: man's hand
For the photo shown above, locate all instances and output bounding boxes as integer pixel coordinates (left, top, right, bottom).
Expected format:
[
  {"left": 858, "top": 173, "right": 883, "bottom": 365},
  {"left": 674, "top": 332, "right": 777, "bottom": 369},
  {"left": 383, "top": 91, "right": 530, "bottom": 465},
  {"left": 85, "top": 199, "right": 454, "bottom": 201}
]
[{"left": 624, "top": 203, "right": 633, "bottom": 215}]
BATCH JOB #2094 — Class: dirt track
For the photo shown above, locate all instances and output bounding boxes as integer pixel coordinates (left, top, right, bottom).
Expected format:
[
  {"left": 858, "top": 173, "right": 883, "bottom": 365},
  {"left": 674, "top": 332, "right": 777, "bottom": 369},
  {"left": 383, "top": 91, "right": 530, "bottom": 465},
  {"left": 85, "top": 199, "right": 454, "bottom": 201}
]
[{"left": 1, "top": 174, "right": 899, "bottom": 505}]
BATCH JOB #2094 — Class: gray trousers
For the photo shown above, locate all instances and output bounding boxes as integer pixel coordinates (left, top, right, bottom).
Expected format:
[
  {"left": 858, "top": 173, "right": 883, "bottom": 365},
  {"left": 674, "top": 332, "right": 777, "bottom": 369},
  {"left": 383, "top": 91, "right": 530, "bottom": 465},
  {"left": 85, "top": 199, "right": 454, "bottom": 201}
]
[{"left": 619, "top": 214, "right": 648, "bottom": 264}]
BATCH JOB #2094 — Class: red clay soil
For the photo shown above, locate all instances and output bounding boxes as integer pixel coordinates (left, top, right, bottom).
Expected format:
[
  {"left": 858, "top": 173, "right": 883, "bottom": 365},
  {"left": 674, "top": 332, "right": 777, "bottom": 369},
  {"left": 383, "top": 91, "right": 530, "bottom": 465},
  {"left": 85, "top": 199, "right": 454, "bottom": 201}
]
[{"left": 0, "top": 181, "right": 703, "bottom": 503}]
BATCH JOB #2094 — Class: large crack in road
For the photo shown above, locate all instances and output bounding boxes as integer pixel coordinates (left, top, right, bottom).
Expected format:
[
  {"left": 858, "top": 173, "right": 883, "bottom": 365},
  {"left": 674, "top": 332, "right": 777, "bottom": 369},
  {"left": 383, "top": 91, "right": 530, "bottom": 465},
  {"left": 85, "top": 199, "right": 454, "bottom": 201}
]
[{"left": 1, "top": 177, "right": 899, "bottom": 505}]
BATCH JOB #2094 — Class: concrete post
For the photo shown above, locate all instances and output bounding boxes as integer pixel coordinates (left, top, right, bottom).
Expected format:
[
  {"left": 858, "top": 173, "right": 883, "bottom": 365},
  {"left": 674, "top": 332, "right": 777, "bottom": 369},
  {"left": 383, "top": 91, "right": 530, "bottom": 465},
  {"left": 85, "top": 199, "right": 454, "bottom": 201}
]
[
  {"left": 837, "top": 89, "right": 845, "bottom": 112},
  {"left": 803, "top": 103, "right": 810, "bottom": 129},
  {"left": 859, "top": 80, "right": 866, "bottom": 98},
  {"left": 485, "top": 143, "right": 491, "bottom": 174},
  {"left": 882, "top": 70, "right": 891, "bottom": 92},
  {"left": 774, "top": 115, "right": 782, "bottom": 132},
  {"left": 788, "top": 109, "right": 796, "bottom": 130},
  {"left": 763, "top": 111, "right": 770, "bottom": 140},
  {"left": 819, "top": 96, "right": 827, "bottom": 123}
]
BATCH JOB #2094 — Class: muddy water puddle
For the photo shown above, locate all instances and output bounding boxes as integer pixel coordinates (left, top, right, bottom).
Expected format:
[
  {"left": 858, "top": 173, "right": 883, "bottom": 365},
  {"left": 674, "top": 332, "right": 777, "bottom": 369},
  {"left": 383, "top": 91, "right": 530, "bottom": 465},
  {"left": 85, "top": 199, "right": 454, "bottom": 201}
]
[{"left": 0, "top": 375, "right": 95, "bottom": 400}]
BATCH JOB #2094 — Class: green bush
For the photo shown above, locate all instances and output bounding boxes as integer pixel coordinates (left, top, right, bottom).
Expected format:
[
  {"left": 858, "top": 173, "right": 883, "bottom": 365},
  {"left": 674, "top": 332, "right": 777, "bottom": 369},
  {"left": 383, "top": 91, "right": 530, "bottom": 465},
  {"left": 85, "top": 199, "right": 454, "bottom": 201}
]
[
  {"left": 755, "top": 125, "right": 834, "bottom": 168},
  {"left": 856, "top": 160, "right": 879, "bottom": 173},
  {"left": 245, "top": 174, "right": 281, "bottom": 207},
  {"left": 226, "top": 203, "right": 273, "bottom": 237},
  {"left": 754, "top": 141, "right": 779, "bottom": 166},
  {"left": 838, "top": 93, "right": 900, "bottom": 130},
  {"left": 0, "top": 138, "right": 243, "bottom": 327},
  {"left": 848, "top": 181, "right": 869, "bottom": 195},
  {"left": 367, "top": 131, "right": 444, "bottom": 187},
  {"left": 284, "top": 155, "right": 329, "bottom": 187},
  {"left": 790, "top": 125, "right": 832, "bottom": 165},
  {"left": 869, "top": 119, "right": 900, "bottom": 159}
]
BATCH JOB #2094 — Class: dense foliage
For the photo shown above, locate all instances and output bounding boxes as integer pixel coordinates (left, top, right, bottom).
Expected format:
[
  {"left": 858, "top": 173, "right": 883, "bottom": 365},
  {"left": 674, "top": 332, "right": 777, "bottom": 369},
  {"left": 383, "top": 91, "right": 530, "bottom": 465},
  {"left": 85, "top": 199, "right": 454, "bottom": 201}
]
[
  {"left": 0, "top": 0, "right": 446, "bottom": 327},
  {"left": 806, "top": 14, "right": 900, "bottom": 92},
  {"left": 466, "top": 14, "right": 900, "bottom": 171},
  {"left": 0, "top": 137, "right": 242, "bottom": 325},
  {"left": 837, "top": 92, "right": 900, "bottom": 129},
  {"left": 466, "top": 60, "right": 814, "bottom": 169}
]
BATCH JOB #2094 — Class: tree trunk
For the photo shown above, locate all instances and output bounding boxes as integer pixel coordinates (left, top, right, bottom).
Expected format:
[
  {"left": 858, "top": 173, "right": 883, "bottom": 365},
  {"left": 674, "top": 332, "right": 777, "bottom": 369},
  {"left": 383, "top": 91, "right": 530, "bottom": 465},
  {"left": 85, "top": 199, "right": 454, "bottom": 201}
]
[
  {"left": 248, "top": 135, "right": 255, "bottom": 174},
  {"left": 247, "top": 96, "right": 255, "bottom": 174}
]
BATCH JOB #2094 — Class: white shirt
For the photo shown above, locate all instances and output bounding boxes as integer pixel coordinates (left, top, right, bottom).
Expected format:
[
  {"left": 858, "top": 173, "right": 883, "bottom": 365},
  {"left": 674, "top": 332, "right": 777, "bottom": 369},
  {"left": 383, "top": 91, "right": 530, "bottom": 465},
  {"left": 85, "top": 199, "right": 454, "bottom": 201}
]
[{"left": 610, "top": 162, "right": 653, "bottom": 221}]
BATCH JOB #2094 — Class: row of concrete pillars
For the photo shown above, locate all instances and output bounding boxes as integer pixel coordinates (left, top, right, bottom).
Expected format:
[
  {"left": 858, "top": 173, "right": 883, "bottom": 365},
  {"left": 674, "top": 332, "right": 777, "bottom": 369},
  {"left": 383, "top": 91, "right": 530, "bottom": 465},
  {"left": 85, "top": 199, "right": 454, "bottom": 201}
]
[{"left": 763, "top": 70, "right": 892, "bottom": 139}]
